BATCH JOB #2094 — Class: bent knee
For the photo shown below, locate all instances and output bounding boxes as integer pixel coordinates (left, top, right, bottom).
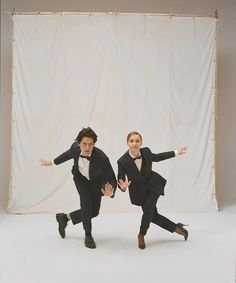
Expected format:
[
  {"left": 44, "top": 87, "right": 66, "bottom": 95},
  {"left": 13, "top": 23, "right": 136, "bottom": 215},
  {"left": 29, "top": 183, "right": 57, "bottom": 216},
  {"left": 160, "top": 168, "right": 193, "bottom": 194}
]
[{"left": 92, "top": 210, "right": 99, "bottom": 218}]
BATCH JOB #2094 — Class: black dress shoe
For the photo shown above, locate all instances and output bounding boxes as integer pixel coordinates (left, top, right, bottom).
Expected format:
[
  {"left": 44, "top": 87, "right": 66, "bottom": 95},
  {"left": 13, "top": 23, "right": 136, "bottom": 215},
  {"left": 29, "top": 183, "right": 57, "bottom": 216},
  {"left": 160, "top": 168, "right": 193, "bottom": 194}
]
[
  {"left": 84, "top": 235, "right": 96, "bottom": 249},
  {"left": 176, "top": 223, "right": 189, "bottom": 241},
  {"left": 56, "top": 213, "right": 68, "bottom": 239}
]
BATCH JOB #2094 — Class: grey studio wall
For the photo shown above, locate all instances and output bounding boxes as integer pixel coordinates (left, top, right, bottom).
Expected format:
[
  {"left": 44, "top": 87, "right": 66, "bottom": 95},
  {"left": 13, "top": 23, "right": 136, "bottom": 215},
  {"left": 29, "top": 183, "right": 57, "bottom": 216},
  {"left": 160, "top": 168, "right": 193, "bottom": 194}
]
[{"left": 1, "top": 0, "right": 236, "bottom": 212}]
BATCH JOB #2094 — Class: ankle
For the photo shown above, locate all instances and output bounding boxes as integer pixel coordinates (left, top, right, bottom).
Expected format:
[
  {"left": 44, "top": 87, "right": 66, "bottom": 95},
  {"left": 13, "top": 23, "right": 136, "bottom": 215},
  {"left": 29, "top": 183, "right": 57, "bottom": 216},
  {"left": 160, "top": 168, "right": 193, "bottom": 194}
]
[
  {"left": 85, "top": 231, "right": 92, "bottom": 237},
  {"left": 66, "top": 213, "right": 71, "bottom": 221}
]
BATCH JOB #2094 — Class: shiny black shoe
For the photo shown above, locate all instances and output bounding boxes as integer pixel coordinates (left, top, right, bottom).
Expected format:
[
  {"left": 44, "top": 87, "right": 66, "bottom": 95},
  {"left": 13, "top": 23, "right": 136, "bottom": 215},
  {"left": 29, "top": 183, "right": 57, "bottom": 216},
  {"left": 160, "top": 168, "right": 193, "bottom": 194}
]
[
  {"left": 176, "top": 223, "right": 189, "bottom": 241},
  {"left": 84, "top": 235, "right": 96, "bottom": 249},
  {"left": 56, "top": 213, "right": 68, "bottom": 239}
]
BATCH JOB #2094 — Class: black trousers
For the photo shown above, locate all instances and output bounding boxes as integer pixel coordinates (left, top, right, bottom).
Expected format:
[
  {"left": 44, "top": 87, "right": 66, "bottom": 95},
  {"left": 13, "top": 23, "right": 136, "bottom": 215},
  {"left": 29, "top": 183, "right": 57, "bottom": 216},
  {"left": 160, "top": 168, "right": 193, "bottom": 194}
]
[
  {"left": 70, "top": 176, "right": 101, "bottom": 233},
  {"left": 139, "top": 191, "right": 177, "bottom": 235}
]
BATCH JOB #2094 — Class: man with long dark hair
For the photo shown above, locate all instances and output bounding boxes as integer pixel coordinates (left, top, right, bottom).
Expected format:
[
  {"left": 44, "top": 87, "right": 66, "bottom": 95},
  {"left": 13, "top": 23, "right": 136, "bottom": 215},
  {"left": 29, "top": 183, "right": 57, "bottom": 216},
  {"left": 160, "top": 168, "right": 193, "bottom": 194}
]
[{"left": 40, "top": 127, "right": 116, "bottom": 249}]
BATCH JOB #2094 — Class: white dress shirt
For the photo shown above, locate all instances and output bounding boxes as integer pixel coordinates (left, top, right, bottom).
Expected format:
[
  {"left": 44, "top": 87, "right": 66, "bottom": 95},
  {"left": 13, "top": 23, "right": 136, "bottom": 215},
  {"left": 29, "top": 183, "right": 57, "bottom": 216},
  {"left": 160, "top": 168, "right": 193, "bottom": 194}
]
[
  {"left": 78, "top": 155, "right": 91, "bottom": 180},
  {"left": 129, "top": 151, "right": 142, "bottom": 171}
]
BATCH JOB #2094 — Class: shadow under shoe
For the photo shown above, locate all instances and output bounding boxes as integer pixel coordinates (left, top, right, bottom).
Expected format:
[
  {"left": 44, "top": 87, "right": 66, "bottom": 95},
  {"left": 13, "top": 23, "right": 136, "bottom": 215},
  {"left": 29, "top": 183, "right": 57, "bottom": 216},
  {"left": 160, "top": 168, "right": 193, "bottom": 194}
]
[
  {"left": 56, "top": 213, "right": 68, "bottom": 239},
  {"left": 84, "top": 235, "right": 96, "bottom": 249},
  {"left": 138, "top": 234, "right": 146, "bottom": 249}
]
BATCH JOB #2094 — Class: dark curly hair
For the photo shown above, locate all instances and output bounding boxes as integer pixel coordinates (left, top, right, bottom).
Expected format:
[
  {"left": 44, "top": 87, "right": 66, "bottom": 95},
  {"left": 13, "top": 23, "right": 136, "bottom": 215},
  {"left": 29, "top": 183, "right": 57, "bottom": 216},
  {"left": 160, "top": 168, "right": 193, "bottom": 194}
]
[{"left": 75, "top": 127, "right": 97, "bottom": 143}]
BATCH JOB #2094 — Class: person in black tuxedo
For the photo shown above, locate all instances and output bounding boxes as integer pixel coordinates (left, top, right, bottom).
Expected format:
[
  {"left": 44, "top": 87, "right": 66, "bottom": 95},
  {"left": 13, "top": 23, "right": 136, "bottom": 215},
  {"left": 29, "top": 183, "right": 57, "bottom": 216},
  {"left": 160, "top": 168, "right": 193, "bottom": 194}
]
[
  {"left": 40, "top": 127, "right": 116, "bottom": 249},
  {"left": 117, "top": 131, "right": 188, "bottom": 249}
]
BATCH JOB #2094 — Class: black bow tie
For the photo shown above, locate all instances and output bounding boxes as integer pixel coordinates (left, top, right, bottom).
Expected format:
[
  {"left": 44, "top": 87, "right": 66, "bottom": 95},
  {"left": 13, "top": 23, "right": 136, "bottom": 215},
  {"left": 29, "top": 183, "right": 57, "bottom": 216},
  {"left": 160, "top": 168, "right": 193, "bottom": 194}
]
[
  {"left": 133, "top": 155, "right": 142, "bottom": 161},
  {"left": 80, "top": 155, "right": 91, "bottom": 161}
]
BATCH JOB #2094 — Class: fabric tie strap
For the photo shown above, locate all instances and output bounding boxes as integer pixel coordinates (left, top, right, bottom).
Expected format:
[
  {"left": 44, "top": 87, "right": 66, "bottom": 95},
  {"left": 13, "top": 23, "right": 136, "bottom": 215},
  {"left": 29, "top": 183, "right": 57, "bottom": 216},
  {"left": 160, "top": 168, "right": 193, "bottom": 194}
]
[
  {"left": 133, "top": 155, "right": 142, "bottom": 161},
  {"left": 80, "top": 155, "right": 91, "bottom": 161}
]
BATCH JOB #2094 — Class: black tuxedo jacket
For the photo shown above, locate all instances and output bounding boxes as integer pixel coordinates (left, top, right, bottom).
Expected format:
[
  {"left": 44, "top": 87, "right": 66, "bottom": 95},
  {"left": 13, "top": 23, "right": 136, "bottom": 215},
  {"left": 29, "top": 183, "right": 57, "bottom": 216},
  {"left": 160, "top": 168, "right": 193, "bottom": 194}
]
[
  {"left": 54, "top": 142, "right": 117, "bottom": 197},
  {"left": 117, "top": 147, "right": 175, "bottom": 205}
]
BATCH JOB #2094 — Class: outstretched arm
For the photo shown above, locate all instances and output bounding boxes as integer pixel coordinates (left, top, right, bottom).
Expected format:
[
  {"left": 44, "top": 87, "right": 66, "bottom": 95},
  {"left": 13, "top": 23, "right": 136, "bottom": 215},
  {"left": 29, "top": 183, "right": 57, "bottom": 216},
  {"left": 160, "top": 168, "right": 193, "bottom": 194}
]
[
  {"left": 40, "top": 144, "right": 75, "bottom": 166},
  {"left": 152, "top": 146, "right": 187, "bottom": 162},
  {"left": 53, "top": 148, "right": 74, "bottom": 165}
]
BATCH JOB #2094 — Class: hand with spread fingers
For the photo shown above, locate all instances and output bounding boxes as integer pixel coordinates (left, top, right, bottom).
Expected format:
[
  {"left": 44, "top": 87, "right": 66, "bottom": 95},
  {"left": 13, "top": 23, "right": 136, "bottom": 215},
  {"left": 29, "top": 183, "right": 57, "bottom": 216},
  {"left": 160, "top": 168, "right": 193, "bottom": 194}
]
[
  {"left": 101, "top": 182, "right": 114, "bottom": 197},
  {"left": 40, "top": 159, "right": 53, "bottom": 166},
  {"left": 177, "top": 146, "right": 187, "bottom": 155},
  {"left": 117, "top": 179, "right": 131, "bottom": 191}
]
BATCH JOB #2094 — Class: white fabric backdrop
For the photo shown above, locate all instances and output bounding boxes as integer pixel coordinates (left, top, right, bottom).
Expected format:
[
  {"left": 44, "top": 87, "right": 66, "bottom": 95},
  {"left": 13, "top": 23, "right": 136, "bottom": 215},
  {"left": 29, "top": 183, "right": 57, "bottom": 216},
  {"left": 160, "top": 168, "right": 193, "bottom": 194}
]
[{"left": 9, "top": 13, "right": 218, "bottom": 213}]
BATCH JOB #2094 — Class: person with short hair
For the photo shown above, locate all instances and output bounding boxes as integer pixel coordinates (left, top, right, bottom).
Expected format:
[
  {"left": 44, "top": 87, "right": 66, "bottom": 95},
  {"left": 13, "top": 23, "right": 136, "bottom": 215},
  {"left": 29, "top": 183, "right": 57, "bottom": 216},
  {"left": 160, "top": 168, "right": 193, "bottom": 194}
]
[
  {"left": 117, "top": 131, "right": 188, "bottom": 249},
  {"left": 40, "top": 127, "right": 116, "bottom": 249}
]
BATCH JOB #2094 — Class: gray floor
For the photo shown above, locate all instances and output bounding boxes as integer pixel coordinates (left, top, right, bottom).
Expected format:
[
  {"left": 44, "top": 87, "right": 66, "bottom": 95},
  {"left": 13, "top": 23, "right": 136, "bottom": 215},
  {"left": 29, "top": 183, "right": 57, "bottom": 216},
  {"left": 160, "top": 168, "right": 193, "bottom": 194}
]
[{"left": 0, "top": 206, "right": 236, "bottom": 283}]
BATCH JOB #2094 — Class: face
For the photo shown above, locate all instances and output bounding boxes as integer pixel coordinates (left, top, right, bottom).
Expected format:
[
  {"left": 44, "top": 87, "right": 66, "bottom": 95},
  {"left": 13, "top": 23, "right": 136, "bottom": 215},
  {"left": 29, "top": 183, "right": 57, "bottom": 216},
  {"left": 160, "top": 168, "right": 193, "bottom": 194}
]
[
  {"left": 79, "top": 137, "right": 95, "bottom": 156},
  {"left": 127, "top": 134, "right": 142, "bottom": 152}
]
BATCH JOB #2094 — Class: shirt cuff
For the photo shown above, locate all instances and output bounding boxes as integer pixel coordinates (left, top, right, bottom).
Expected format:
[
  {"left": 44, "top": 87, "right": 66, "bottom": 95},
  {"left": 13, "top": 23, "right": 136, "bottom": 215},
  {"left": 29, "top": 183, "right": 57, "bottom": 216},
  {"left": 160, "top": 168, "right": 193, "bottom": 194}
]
[
  {"left": 52, "top": 160, "right": 55, "bottom": 165},
  {"left": 174, "top": 150, "right": 179, "bottom": 156}
]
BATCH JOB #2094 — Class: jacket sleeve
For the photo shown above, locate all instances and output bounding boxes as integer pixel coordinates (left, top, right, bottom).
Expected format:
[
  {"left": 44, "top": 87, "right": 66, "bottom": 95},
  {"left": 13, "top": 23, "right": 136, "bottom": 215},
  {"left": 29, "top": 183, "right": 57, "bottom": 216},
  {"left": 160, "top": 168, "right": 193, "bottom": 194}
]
[
  {"left": 151, "top": 151, "right": 175, "bottom": 162},
  {"left": 103, "top": 157, "right": 117, "bottom": 198},
  {"left": 117, "top": 160, "right": 126, "bottom": 192},
  {"left": 53, "top": 144, "right": 75, "bottom": 165}
]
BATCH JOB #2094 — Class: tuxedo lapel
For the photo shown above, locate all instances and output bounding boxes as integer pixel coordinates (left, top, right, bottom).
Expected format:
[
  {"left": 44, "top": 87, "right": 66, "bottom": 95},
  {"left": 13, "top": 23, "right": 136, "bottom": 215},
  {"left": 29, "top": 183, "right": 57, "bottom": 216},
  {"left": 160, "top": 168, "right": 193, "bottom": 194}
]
[
  {"left": 73, "top": 145, "right": 81, "bottom": 168},
  {"left": 124, "top": 152, "right": 137, "bottom": 170},
  {"left": 89, "top": 148, "right": 102, "bottom": 180},
  {"left": 75, "top": 147, "right": 81, "bottom": 156},
  {"left": 140, "top": 148, "right": 151, "bottom": 178}
]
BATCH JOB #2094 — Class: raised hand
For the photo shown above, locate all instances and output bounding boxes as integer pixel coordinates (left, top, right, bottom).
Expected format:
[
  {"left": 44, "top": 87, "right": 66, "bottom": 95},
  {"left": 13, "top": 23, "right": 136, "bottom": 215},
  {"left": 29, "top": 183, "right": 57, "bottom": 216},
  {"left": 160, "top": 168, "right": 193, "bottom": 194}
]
[
  {"left": 117, "top": 179, "right": 131, "bottom": 191},
  {"left": 101, "top": 182, "right": 114, "bottom": 197},
  {"left": 40, "top": 159, "right": 53, "bottom": 166},
  {"left": 177, "top": 146, "right": 187, "bottom": 155}
]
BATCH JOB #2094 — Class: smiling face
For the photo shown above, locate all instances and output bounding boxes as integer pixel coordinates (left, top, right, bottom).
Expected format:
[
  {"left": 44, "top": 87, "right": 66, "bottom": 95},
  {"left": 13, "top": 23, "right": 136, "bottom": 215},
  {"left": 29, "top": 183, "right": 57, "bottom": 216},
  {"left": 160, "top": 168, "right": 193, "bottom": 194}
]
[
  {"left": 127, "top": 132, "right": 142, "bottom": 155},
  {"left": 79, "top": 137, "right": 95, "bottom": 156}
]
